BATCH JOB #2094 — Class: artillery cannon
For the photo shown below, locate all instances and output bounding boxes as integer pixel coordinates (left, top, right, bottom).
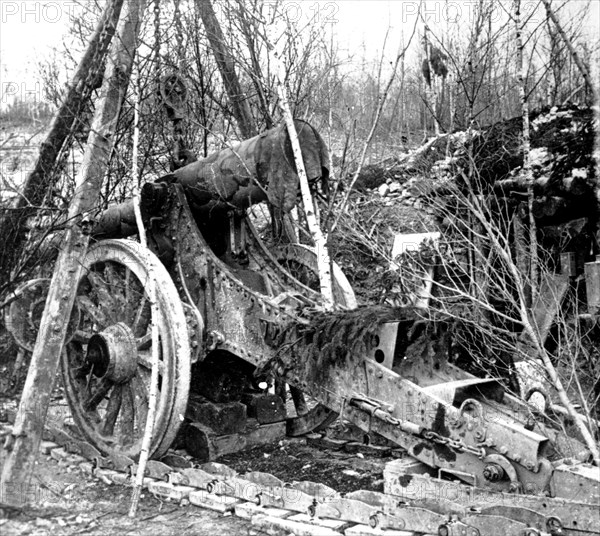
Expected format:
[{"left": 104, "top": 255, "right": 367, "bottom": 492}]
[{"left": 6, "top": 122, "right": 599, "bottom": 536}]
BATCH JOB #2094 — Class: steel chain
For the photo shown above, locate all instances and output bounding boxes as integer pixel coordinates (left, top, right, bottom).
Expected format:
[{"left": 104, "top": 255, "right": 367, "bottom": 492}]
[
  {"left": 423, "top": 430, "right": 486, "bottom": 458},
  {"left": 174, "top": 0, "right": 184, "bottom": 71},
  {"left": 154, "top": 0, "right": 161, "bottom": 82},
  {"left": 351, "top": 397, "right": 486, "bottom": 459}
]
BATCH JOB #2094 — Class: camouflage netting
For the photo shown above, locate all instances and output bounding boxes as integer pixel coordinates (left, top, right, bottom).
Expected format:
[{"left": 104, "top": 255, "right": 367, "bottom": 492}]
[{"left": 266, "top": 305, "right": 423, "bottom": 380}]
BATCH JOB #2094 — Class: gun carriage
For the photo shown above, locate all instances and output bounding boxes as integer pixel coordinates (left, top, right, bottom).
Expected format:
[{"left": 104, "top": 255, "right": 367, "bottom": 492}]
[{"left": 6, "top": 121, "right": 599, "bottom": 536}]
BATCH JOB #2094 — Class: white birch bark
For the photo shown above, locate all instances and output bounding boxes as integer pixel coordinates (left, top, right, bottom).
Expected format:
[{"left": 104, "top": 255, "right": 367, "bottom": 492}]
[{"left": 128, "top": 58, "right": 160, "bottom": 517}]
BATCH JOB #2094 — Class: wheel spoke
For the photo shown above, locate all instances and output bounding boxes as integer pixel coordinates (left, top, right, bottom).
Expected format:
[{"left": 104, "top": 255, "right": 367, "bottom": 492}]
[
  {"left": 72, "top": 329, "right": 91, "bottom": 344},
  {"left": 131, "top": 376, "right": 149, "bottom": 432},
  {"left": 137, "top": 351, "right": 165, "bottom": 375},
  {"left": 104, "top": 263, "right": 128, "bottom": 322},
  {"left": 123, "top": 268, "right": 136, "bottom": 324},
  {"left": 83, "top": 378, "right": 112, "bottom": 412},
  {"left": 87, "top": 271, "right": 119, "bottom": 325},
  {"left": 131, "top": 295, "right": 150, "bottom": 336},
  {"left": 66, "top": 341, "right": 87, "bottom": 376},
  {"left": 102, "top": 384, "right": 123, "bottom": 436},
  {"left": 137, "top": 332, "right": 152, "bottom": 350},
  {"left": 77, "top": 296, "right": 110, "bottom": 328},
  {"left": 120, "top": 384, "right": 135, "bottom": 443},
  {"left": 104, "top": 263, "right": 121, "bottom": 294}
]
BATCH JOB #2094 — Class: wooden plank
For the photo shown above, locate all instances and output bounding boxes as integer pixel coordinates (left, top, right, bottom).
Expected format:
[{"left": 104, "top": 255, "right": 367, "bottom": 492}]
[
  {"left": 187, "top": 397, "right": 247, "bottom": 435},
  {"left": 148, "top": 481, "right": 195, "bottom": 502},
  {"left": 242, "top": 392, "right": 285, "bottom": 424},
  {"left": 344, "top": 526, "right": 415, "bottom": 536},
  {"left": 189, "top": 490, "right": 241, "bottom": 513},
  {"left": 186, "top": 421, "right": 286, "bottom": 461},
  {"left": 287, "top": 513, "right": 348, "bottom": 530},
  {"left": 235, "top": 502, "right": 291, "bottom": 520},
  {"left": 185, "top": 423, "right": 241, "bottom": 461},
  {"left": 0, "top": 0, "right": 145, "bottom": 504},
  {"left": 251, "top": 514, "right": 343, "bottom": 536},
  {"left": 245, "top": 421, "right": 286, "bottom": 448}
]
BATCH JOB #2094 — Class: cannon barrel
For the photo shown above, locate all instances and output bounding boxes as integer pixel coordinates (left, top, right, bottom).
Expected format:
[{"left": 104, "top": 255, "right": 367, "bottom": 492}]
[
  {"left": 92, "top": 199, "right": 137, "bottom": 239},
  {"left": 171, "top": 119, "right": 329, "bottom": 213},
  {"left": 92, "top": 120, "right": 329, "bottom": 239}
]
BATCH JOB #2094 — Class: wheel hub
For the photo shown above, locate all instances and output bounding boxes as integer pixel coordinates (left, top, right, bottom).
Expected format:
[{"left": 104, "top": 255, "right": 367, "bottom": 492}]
[{"left": 86, "top": 323, "right": 137, "bottom": 383}]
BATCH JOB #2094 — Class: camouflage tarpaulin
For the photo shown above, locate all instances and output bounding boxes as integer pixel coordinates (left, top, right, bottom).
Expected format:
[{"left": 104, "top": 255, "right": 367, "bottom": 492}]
[
  {"left": 171, "top": 119, "right": 329, "bottom": 213},
  {"left": 91, "top": 120, "right": 329, "bottom": 239}
]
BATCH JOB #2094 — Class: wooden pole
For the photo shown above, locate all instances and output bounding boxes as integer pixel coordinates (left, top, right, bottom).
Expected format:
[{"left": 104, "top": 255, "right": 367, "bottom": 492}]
[
  {"left": 0, "top": 0, "right": 125, "bottom": 295},
  {"left": 541, "top": 0, "right": 598, "bottom": 103},
  {"left": 1, "top": 0, "right": 145, "bottom": 506},
  {"left": 197, "top": 0, "right": 256, "bottom": 139}
]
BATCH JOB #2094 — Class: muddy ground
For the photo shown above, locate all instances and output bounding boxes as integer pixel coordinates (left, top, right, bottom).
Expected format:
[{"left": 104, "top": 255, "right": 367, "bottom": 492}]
[
  {"left": 0, "top": 445, "right": 251, "bottom": 536},
  {"left": 0, "top": 388, "right": 394, "bottom": 536}
]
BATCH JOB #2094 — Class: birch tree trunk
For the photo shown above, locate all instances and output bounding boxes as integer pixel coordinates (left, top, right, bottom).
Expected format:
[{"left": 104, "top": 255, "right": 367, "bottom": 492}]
[
  {"left": 128, "top": 61, "right": 160, "bottom": 516},
  {"left": 0, "top": 0, "right": 125, "bottom": 295},
  {"left": 0, "top": 0, "right": 145, "bottom": 503},
  {"left": 424, "top": 27, "right": 441, "bottom": 136},
  {"left": 275, "top": 78, "right": 334, "bottom": 305},
  {"left": 514, "top": 0, "right": 538, "bottom": 305},
  {"left": 594, "top": 35, "right": 600, "bottom": 214}
]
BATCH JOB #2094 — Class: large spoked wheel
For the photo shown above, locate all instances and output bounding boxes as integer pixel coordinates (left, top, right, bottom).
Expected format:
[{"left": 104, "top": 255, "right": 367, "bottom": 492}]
[
  {"left": 61, "top": 239, "right": 190, "bottom": 460},
  {"left": 273, "top": 243, "right": 356, "bottom": 436}
]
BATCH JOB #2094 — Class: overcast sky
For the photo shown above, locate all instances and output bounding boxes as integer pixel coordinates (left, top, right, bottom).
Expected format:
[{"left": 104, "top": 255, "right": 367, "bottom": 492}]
[{"left": 1, "top": 0, "right": 598, "bottom": 109}]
